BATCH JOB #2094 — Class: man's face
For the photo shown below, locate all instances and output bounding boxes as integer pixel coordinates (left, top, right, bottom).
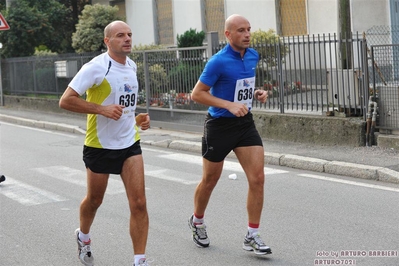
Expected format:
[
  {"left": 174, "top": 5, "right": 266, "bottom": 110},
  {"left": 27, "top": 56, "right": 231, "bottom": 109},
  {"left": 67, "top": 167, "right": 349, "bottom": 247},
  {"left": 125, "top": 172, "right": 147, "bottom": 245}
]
[
  {"left": 226, "top": 18, "right": 251, "bottom": 53},
  {"left": 105, "top": 23, "right": 132, "bottom": 56}
]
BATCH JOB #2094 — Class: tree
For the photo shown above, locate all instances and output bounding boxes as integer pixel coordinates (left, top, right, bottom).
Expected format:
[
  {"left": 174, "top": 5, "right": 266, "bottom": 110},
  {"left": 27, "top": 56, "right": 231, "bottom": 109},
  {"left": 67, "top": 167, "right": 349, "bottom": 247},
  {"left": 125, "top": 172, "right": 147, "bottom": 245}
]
[
  {"left": 0, "top": 0, "right": 71, "bottom": 58},
  {"left": 31, "top": 0, "right": 73, "bottom": 54},
  {"left": 59, "top": 0, "right": 91, "bottom": 31},
  {"left": 59, "top": 0, "right": 91, "bottom": 52},
  {"left": 72, "top": 4, "right": 121, "bottom": 53}
]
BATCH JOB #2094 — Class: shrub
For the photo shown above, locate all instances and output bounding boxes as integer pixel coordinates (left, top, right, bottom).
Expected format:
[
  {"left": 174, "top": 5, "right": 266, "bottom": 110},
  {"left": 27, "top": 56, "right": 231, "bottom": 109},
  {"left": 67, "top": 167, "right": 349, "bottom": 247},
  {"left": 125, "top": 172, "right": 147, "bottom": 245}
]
[
  {"left": 136, "top": 62, "right": 168, "bottom": 103},
  {"left": 251, "top": 29, "right": 289, "bottom": 67},
  {"left": 177, "top": 28, "right": 205, "bottom": 48}
]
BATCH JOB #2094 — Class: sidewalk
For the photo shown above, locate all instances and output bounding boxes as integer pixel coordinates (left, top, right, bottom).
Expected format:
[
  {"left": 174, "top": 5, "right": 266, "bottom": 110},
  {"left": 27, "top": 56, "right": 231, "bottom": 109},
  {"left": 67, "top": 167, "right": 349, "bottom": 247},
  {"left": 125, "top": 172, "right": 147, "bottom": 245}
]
[{"left": 1, "top": 106, "right": 399, "bottom": 184}]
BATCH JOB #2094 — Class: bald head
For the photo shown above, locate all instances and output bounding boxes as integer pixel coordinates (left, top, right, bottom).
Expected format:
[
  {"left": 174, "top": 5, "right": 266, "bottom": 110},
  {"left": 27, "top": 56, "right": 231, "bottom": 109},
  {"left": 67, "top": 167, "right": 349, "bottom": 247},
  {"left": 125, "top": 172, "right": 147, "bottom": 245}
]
[
  {"left": 224, "top": 14, "right": 251, "bottom": 55},
  {"left": 225, "top": 14, "right": 249, "bottom": 31},
  {"left": 104, "top": 20, "right": 130, "bottom": 38},
  {"left": 103, "top": 20, "right": 132, "bottom": 64}
]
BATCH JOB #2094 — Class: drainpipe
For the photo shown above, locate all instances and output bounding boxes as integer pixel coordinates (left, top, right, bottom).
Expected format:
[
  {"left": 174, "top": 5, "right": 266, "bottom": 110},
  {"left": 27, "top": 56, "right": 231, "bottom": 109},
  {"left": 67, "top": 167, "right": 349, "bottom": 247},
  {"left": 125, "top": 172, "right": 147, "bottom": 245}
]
[
  {"left": 366, "top": 96, "right": 377, "bottom": 147},
  {"left": 370, "top": 98, "right": 378, "bottom": 146}
]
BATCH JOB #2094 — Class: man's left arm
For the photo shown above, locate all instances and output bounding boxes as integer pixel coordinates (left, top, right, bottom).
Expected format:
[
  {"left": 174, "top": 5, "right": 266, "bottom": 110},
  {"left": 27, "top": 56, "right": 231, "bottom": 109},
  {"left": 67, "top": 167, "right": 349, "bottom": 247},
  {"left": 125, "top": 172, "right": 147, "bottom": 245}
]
[{"left": 135, "top": 113, "right": 150, "bottom": 130}]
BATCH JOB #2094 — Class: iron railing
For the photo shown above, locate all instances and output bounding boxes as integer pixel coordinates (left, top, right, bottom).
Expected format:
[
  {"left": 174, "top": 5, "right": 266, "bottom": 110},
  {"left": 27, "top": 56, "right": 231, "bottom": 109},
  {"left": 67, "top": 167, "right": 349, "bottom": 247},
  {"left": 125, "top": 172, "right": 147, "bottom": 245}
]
[{"left": 1, "top": 32, "right": 370, "bottom": 119}]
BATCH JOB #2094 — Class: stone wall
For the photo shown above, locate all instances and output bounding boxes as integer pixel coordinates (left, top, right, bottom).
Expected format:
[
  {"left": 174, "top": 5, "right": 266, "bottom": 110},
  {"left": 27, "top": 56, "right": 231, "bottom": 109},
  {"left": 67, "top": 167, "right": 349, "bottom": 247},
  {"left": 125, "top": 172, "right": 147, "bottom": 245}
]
[
  {"left": 2, "top": 95, "right": 368, "bottom": 147},
  {"left": 253, "top": 112, "right": 366, "bottom": 147}
]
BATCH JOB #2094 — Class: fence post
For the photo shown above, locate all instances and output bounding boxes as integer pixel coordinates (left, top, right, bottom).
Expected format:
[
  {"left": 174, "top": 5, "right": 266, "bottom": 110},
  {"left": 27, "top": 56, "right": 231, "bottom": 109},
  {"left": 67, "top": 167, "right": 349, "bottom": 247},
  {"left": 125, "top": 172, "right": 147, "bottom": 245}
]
[
  {"left": 277, "top": 42, "right": 284, "bottom": 113},
  {"left": 361, "top": 37, "right": 369, "bottom": 120},
  {"left": 143, "top": 51, "right": 150, "bottom": 114},
  {"left": 0, "top": 55, "right": 3, "bottom": 106},
  {"left": 207, "top": 31, "right": 219, "bottom": 57}
]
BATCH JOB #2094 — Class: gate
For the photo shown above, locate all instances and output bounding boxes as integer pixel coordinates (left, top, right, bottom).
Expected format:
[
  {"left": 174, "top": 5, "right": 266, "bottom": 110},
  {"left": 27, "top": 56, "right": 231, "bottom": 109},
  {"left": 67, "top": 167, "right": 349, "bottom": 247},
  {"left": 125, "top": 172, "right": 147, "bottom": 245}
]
[{"left": 370, "top": 44, "right": 399, "bottom": 131}]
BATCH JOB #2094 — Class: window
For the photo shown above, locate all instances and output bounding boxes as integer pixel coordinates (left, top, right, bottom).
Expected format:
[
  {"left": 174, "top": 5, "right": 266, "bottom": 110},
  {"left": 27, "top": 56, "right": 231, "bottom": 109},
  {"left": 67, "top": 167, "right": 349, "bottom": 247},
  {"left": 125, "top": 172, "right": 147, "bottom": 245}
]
[
  {"left": 277, "top": 0, "right": 307, "bottom": 36},
  {"left": 155, "top": 0, "right": 174, "bottom": 45},
  {"left": 203, "top": 0, "right": 225, "bottom": 40}
]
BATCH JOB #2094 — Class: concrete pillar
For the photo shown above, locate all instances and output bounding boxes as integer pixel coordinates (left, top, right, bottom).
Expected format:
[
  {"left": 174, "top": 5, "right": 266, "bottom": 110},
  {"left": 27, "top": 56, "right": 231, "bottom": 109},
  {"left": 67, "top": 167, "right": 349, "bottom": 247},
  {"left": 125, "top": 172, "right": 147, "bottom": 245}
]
[{"left": 207, "top": 31, "right": 219, "bottom": 57}]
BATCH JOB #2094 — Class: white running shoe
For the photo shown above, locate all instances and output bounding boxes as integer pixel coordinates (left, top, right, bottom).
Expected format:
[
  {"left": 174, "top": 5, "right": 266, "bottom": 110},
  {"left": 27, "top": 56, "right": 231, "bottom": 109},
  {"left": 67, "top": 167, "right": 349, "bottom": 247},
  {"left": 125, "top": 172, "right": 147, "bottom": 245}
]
[
  {"left": 188, "top": 215, "right": 210, "bottom": 247},
  {"left": 134, "top": 258, "right": 149, "bottom": 266},
  {"left": 75, "top": 228, "right": 94, "bottom": 266},
  {"left": 243, "top": 232, "right": 272, "bottom": 255}
]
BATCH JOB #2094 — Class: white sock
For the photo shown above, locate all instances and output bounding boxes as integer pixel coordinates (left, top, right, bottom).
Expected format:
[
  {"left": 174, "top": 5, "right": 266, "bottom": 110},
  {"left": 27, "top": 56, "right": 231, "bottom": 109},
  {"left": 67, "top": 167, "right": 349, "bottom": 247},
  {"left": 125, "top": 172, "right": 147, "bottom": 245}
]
[
  {"left": 79, "top": 230, "right": 90, "bottom": 243},
  {"left": 248, "top": 227, "right": 259, "bottom": 237},
  {"left": 193, "top": 215, "right": 204, "bottom": 224},
  {"left": 134, "top": 254, "right": 146, "bottom": 265}
]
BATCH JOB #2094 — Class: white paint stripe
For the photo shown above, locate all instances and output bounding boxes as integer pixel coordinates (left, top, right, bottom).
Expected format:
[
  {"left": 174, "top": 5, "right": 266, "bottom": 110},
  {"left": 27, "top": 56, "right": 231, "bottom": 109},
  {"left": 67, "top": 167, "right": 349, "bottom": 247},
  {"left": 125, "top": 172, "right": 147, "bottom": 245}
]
[
  {"left": 33, "top": 166, "right": 126, "bottom": 195},
  {"left": 145, "top": 169, "right": 199, "bottom": 185},
  {"left": 1, "top": 121, "right": 77, "bottom": 138},
  {"left": 142, "top": 147, "right": 173, "bottom": 154},
  {"left": 0, "top": 177, "right": 67, "bottom": 206},
  {"left": 298, "top": 173, "right": 399, "bottom": 193},
  {"left": 158, "top": 153, "right": 288, "bottom": 175}
]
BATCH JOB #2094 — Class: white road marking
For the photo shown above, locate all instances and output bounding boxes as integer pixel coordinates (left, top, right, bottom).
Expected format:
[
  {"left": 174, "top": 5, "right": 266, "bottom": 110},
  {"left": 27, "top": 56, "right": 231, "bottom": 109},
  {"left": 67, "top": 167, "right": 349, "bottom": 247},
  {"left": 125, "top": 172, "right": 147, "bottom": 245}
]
[
  {"left": 158, "top": 153, "right": 288, "bottom": 175},
  {"left": 33, "top": 166, "right": 126, "bottom": 195},
  {"left": 298, "top": 173, "right": 399, "bottom": 193},
  {"left": 0, "top": 177, "right": 67, "bottom": 206},
  {"left": 145, "top": 169, "right": 199, "bottom": 185}
]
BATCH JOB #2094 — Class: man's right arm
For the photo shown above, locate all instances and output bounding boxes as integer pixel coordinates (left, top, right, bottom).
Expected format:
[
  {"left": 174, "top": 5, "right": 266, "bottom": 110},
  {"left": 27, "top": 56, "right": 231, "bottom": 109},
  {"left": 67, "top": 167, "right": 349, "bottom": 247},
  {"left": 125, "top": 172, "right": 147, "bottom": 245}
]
[
  {"left": 191, "top": 81, "right": 249, "bottom": 117},
  {"left": 59, "top": 87, "right": 124, "bottom": 120}
]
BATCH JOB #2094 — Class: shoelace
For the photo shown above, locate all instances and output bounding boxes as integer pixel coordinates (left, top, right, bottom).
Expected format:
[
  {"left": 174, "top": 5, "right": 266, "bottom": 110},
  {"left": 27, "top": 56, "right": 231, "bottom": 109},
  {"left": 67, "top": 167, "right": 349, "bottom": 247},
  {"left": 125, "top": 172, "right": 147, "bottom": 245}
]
[
  {"left": 252, "top": 234, "right": 266, "bottom": 247},
  {"left": 195, "top": 225, "right": 208, "bottom": 239},
  {"left": 81, "top": 245, "right": 92, "bottom": 257}
]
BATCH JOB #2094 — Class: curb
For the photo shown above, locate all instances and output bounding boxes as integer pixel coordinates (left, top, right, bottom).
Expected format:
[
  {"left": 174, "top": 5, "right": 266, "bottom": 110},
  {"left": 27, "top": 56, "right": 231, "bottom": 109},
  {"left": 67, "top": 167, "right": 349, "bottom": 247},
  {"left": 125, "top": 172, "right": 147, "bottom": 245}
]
[
  {"left": 2, "top": 114, "right": 399, "bottom": 184},
  {"left": 0, "top": 114, "right": 86, "bottom": 135}
]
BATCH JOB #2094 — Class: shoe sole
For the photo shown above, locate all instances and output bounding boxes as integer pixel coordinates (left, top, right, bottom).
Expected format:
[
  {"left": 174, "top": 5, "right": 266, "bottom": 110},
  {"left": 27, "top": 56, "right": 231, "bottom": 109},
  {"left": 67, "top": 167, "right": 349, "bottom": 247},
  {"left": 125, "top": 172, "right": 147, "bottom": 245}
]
[
  {"left": 243, "top": 245, "right": 272, "bottom": 255},
  {"left": 193, "top": 239, "right": 209, "bottom": 248}
]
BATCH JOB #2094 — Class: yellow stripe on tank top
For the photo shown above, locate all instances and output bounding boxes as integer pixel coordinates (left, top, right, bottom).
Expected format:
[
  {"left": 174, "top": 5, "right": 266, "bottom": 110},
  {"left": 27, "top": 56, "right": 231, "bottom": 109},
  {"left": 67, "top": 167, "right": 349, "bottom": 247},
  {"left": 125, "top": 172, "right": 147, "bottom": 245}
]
[{"left": 85, "top": 79, "right": 111, "bottom": 148}]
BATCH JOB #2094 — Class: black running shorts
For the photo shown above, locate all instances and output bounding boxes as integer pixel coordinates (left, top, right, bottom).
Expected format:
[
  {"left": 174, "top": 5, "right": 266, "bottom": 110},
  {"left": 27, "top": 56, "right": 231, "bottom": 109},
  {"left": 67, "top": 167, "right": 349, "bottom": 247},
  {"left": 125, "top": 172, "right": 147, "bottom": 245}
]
[
  {"left": 202, "top": 112, "right": 263, "bottom": 162},
  {"left": 83, "top": 141, "right": 142, "bottom": 174}
]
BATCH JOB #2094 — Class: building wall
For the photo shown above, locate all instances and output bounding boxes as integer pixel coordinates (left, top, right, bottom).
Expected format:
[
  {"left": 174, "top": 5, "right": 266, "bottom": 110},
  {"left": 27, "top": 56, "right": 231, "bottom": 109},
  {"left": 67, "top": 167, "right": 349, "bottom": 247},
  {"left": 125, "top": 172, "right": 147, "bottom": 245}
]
[
  {"left": 224, "top": 0, "right": 277, "bottom": 33},
  {"left": 96, "top": 0, "right": 391, "bottom": 46},
  {"left": 307, "top": 0, "right": 338, "bottom": 34},
  {"left": 125, "top": 0, "right": 156, "bottom": 46},
  {"left": 173, "top": 0, "right": 203, "bottom": 44},
  {"left": 351, "top": 0, "right": 389, "bottom": 32}
]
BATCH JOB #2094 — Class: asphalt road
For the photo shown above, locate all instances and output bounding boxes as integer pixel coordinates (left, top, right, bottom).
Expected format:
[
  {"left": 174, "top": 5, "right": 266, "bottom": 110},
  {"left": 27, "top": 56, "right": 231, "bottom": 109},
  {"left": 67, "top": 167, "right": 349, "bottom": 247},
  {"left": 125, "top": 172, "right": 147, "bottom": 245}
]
[{"left": 1, "top": 122, "right": 399, "bottom": 266}]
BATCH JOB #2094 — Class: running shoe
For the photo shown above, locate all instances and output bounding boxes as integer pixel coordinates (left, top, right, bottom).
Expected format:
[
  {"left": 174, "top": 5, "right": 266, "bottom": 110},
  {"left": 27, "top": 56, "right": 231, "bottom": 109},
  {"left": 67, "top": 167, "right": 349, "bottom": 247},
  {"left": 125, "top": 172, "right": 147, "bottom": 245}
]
[
  {"left": 188, "top": 215, "right": 210, "bottom": 247},
  {"left": 75, "top": 228, "right": 94, "bottom": 266},
  {"left": 242, "top": 232, "right": 272, "bottom": 255},
  {"left": 134, "top": 258, "right": 148, "bottom": 266}
]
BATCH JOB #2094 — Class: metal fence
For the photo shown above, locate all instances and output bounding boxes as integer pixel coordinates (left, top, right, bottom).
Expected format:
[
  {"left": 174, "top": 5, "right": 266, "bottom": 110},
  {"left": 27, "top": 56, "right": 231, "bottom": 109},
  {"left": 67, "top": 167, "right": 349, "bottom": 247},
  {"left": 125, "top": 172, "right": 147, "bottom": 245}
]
[
  {"left": 242, "top": 32, "right": 368, "bottom": 116},
  {"left": 370, "top": 44, "right": 399, "bottom": 131},
  {"left": 132, "top": 32, "right": 369, "bottom": 117},
  {"left": 1, "top": 32, "right": 370, "bottom": 119},
  {"left": 2, "top": 52, "right": 100, "bottom": 97}
]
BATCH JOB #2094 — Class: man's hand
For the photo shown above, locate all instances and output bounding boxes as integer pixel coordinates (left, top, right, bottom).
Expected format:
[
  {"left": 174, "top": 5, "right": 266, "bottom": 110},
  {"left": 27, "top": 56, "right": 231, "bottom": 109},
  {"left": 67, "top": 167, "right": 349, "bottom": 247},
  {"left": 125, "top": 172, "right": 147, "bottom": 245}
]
[
  {"left": 255, "top": 89, "right": 268, "bottom": 103},
  {"left": 228, "top": 102, "right": 249, "bottom": 117},
  {"left": 101, "top": 104, "right": 125, "bottom": 120},
  {"left": 136, "top": 113, "right": 150, "bottom": 130}
]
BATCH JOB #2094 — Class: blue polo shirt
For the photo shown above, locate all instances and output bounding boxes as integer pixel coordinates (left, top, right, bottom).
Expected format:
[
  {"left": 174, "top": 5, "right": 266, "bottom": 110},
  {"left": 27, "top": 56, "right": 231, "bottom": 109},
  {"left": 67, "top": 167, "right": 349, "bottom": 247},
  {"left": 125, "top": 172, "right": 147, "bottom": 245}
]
[{"left": 199, "top": 43, "right": 259, "bottom": 118}]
